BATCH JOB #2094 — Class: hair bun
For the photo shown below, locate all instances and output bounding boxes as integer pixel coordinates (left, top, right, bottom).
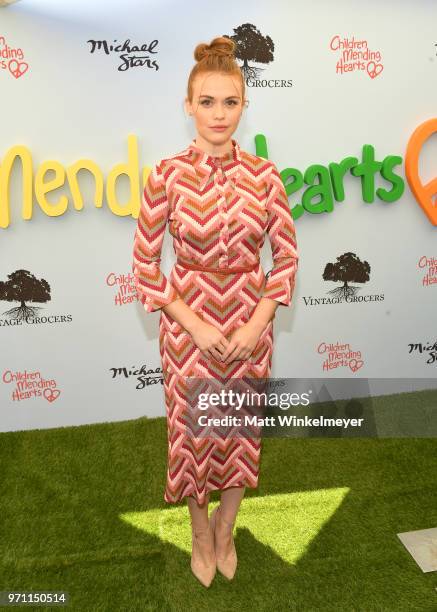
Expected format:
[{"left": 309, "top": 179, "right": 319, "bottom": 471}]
[{"left": 194, "top": 36, "right": 236, "bottom": 63}]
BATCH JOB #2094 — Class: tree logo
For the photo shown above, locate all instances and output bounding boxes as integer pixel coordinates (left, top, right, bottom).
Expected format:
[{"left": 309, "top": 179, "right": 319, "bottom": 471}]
[
  {"left": 224, "top": 23, "right": 275, "bottom": 81},
  {"left": 0, "top": 269, "right": 51, "bottom": 321},
  {"left": 323, "top": 253, "right": 371, "bottom": 299}
]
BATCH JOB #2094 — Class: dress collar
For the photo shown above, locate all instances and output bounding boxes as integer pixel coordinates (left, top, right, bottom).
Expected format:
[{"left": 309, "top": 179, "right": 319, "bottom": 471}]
[{"left": 188, "top": 137, "right": 242, "bottom": 191}]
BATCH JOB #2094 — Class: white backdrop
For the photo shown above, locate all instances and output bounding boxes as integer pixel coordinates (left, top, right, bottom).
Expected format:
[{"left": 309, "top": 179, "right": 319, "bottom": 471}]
[{"left": 1, "top": 0, "right": 437, "bottom": 432}]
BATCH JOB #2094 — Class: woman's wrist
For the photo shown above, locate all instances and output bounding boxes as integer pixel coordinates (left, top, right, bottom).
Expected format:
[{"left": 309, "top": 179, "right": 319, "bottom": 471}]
[
  {"left": 247, "top": 297, "right": 278, "bottom": 332},
  {"left": 184, "top": 312, "right": 205, "bottom": 335},
  {"left": 246, "top": 317, "right": 269, "bottom": 334},
  {"left": 162, "top": 299, "right": 203, "bottom": 335}
]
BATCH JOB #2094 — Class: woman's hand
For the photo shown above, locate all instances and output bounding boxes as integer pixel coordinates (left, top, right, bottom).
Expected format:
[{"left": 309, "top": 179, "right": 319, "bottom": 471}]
[
  {"left": 190, "top": 320, "right": 231, "bottom": 362},
  {"left": 220, "top": 320, "right": 267, "bottom": 364}
]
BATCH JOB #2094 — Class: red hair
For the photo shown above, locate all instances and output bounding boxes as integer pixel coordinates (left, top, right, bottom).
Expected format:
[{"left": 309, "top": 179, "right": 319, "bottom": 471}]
[{"left": 187, "top": 36, "right": 245, "bottom": 106}]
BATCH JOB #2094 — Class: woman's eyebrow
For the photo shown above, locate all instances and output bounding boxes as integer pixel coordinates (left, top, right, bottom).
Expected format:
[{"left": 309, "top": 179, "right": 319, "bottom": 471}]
[{"left": 198, "top": 95, "right": 240, "bottom": 100}]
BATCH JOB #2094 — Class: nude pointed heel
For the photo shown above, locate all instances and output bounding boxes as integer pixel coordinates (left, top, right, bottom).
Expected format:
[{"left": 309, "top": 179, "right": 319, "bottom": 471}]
[
  {"left": 190, "top": 525, "right": 217, "bottom": 588},
  {"left": 210, "top": 505, "right": 238, "bottom": 580}
]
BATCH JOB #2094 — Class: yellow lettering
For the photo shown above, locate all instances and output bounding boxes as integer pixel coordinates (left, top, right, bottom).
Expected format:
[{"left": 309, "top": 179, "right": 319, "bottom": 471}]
[
  {"left": 35, "top": 161, "right": 68, "bottom": 215},
  {"left": 66, "top": 160, "right": 104, "bottom": 210},
  {"left": 0, "top": 145, "right": 33, "bottom": 229},
  {"left": 106, "top": 134, "right": 141, "bottom": 216}
]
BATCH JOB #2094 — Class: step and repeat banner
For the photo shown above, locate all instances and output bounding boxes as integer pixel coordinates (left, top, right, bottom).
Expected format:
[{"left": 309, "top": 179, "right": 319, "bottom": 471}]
[{"left": 1, "top": 0, "right": 436, "bottom": 432}]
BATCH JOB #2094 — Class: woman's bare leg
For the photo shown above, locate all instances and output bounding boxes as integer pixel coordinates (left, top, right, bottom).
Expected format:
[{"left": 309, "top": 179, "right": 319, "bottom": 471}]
[
  {"left": 187, "top": 493, "right": 215, "bottom": 572},
  {"left": 215, "top": 485, "right": 245, "bottom": 557},
  {"left": 219, "top": 485, "right": 245, "bottom": 520}
]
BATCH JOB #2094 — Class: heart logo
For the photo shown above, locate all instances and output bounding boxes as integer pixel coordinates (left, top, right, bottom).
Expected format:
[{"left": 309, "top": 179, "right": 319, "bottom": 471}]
[
  {"left": 43, "top": 388, "right": 61, "bottom": 403},
  {"left": 8, "top": 60, "right": 29, "bottom": 79},
  {"left": 349, "top": 359, "right": 364, "bottom": 373},
  {"left": 367, "top": 61, "right": 383, "bottom": 79}
]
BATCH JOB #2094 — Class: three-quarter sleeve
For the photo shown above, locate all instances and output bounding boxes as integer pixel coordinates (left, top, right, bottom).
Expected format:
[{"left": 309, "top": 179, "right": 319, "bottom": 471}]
[
  {"left": 261, "top": 162, "right": 299, "bottom": 306},
  {"left": 132, "top": 161, "right": 181, "bottom": 312}
]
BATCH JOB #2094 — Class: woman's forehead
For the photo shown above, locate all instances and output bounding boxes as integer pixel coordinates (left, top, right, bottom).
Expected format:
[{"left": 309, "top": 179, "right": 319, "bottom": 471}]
[{"left": 194, "top": 73, "right": 242, "bottom": 97}]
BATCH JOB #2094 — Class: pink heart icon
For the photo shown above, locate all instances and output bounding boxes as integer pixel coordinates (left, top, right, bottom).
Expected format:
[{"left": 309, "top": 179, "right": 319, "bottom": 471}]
[
  {"left": 43, "top": 388, "right": 61, "bottom": 403},
  {"left": 349, "top": 359, "right": 364, "bottom": 373},
  {"left": 8, "top": 60, "right": 29, "bottom": 79},
  {"left": 367, "top": 61, "right": 383, "bottom": 79}
]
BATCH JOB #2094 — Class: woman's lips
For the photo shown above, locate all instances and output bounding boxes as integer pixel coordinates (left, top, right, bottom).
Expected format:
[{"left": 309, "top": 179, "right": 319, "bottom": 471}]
[{"left": 210, "top": 126, "right": 228, "bottom": 131}]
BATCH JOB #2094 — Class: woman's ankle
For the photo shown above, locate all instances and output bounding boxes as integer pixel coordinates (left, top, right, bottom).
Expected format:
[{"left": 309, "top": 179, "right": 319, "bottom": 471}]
[
  {"left": 217, "top": 506, "right": 235, "bottom": 529},
  {"left": 193, "top": 527, "right": 213, "bottom": 540}
]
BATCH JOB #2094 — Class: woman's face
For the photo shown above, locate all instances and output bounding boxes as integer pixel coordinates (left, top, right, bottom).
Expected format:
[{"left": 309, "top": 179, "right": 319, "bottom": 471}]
[{"left": 185, "top": 71, "right": 245, "bottom": 151}]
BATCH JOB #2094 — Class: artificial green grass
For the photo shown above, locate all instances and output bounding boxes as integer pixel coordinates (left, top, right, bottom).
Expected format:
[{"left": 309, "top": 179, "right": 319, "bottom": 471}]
[{"left": 1, "top": 388, "right": 437, "bottom": 611}]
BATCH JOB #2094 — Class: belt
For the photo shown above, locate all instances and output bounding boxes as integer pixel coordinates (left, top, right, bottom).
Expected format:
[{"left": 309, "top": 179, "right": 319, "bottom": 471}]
[{"left": 176, "top": 258, "right": 259, "bottom": 273}]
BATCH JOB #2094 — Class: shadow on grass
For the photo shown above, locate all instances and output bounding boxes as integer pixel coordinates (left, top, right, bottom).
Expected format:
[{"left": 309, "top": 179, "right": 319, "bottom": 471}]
[{"left": 1, "top": 389, "right": 437, "bottom": 611}]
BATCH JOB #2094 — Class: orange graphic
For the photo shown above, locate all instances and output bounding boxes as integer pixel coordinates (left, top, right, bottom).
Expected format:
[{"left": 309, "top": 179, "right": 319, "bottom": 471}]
[{"left": 405, "top": 118, "right": 437, "bottom": 226}]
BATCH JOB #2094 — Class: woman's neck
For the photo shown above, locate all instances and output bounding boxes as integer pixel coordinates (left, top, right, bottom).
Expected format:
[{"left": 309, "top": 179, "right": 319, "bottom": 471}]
[{"left": 192, "top": 136, "right": 234, "bottom": 158}]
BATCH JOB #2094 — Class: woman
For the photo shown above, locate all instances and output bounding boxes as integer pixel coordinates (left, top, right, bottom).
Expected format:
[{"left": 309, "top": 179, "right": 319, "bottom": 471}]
[{"left": 132, "top": 36, "right": 299, "bottom": 587}]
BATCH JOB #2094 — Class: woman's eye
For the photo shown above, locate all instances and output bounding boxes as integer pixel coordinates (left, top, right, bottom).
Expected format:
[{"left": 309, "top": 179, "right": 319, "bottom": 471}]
[{"left": 199, "top": 100, "right": 238, "bottom": 106}]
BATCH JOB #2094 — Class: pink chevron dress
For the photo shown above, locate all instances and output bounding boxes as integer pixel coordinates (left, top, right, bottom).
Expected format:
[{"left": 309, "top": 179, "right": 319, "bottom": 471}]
[{"left": 132, "top": 138, "right": 299, "bottom": 504}]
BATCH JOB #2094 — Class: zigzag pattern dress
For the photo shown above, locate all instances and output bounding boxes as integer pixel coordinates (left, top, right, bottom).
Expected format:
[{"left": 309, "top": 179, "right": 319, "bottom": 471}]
[{"left": 132, "top": 138, "right": 299, "bottom": 504}]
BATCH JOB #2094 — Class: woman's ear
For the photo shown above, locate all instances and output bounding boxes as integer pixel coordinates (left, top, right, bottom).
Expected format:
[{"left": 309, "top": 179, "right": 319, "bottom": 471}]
[{"left": 184, "top": 97, "right": 192, "bottom": 116}]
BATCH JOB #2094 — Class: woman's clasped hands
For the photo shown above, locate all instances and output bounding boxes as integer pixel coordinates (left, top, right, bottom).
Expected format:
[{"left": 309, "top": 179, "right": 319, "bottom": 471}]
[{"left": 190, "top": 319, "right": 264, "bottom": 363}]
